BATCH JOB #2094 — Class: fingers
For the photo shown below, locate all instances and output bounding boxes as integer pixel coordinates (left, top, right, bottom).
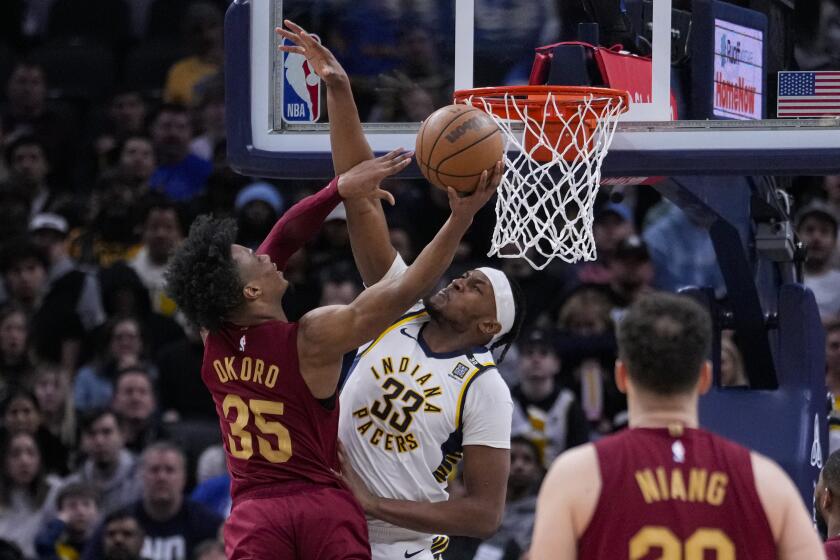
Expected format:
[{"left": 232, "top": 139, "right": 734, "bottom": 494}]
[
  {"left": 283, "top": 19, "right": 305, "bottom": 34},
  {"left": 447, "top": 187, "right": 458, "bottom": 205},
  {"left": 474, "top": 169, "right": 489, "bottom": 195},
  {"left": 375, "top": 188, "right": 396, "bottom": 206},
  {"left": 378, "top": 147, "right": 409, "bottom": 162}
]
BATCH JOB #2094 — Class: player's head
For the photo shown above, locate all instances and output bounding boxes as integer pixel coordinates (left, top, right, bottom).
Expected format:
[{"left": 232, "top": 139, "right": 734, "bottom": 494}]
[
  {"left": 166, "top": 216, "right": 288, "bottom": 331},
  {"left": 424, "top": 267, "right": 525, "bottom": 361},
  {"left": 616, "top": 293, "right": 712, "bottom": 398},
  {"left": 816, "top": 449, "right": 840, "bottom": 538}
]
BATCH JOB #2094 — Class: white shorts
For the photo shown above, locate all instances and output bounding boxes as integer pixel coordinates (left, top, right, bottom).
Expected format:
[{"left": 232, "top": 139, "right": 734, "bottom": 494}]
[{"left": 369, "top": 532, "right": 449, "bottom": 560}]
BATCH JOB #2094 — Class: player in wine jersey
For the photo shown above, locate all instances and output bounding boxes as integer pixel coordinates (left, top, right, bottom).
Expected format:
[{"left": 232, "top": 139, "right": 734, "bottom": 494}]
[
  {"left": 165, "top": 114, "right": 500, "bottom": 558},
  {"left": 530, "top": 293, "right": 824, "bottom": 560},
  {"left": 275, "top": 21, "right": 523, "bottom": 560},
  {"left": 816, "top": 449, "right": 840, "bottom": 559}
]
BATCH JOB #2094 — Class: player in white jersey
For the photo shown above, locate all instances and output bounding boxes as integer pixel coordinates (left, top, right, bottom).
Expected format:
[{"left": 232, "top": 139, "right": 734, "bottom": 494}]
[{"left": 276, "top": 21, "right": 525, "bottom": 560}]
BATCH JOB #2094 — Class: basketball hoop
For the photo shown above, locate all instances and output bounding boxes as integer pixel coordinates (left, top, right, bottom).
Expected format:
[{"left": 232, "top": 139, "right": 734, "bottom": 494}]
[{"left": 454, "top": 86, "right": 630, "bottom": 270}]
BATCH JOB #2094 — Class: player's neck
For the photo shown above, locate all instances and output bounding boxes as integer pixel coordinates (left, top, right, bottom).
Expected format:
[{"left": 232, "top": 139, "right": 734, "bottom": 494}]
[
  {"left": 227, "top": 301, "right": 287, "bottom": 325},
  {"left": 422, "top": 320, "right": 479, "bottom": 355},
  {"left": 627, "top": 390, "right": 700, "bottom": 430}
]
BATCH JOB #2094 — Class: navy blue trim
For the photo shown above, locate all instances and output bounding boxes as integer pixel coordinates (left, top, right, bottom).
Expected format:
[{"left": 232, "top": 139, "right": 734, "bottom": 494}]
[
  {"left": 416, "top": 324, "right": 488, "bottom": 360},
  {"left": 337, "top": 349, "right": 359, "bottom": 392}
]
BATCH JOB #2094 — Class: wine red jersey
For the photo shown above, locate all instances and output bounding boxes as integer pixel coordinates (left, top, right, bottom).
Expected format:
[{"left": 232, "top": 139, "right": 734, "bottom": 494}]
[
  {"left": 578, "top": 427, "right": 776, "bottom": 559},
  {"left": 826, "top": 536, "right": 840, "bottom": 560},
  {"left": 201, "top": 320, "right": 341, "bottom": 504}
]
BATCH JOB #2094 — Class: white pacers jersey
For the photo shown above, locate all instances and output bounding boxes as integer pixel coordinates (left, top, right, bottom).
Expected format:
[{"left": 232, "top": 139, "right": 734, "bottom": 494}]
[{"left": 339, "top": 259, "right": 513, "bottom": 547}]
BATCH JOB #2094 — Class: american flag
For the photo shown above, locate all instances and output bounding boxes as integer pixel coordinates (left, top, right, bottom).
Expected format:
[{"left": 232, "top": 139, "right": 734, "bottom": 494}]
[{"left": 777, "top": 71, "right": 840, "bottom": 118}]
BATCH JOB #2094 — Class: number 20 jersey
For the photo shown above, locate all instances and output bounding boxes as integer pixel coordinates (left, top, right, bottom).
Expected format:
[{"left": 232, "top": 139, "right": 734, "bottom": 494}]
[
  {"left": 578, "top": 426, "right": 776, "bottom": 559},
  {"left": 201, "top": 320, "right": 342, "bottom": 504},
  {"left": 338, "top": 305, "right": 512, "bottom": 541}
]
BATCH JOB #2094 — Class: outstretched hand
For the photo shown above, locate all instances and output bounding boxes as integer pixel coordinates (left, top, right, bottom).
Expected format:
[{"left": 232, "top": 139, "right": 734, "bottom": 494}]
[
  {"left": 276, "top": 20, "right": 347, "bottom": 86},
  {"left": 447, "top": 161, "right": 503, "bottom": 221},
  {"left": 337, "top": 148, "right": 413, "bottom": 205}
]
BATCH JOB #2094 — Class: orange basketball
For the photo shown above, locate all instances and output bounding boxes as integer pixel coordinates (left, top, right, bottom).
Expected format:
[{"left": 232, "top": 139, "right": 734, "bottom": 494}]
[{"left": 415, "top": 104, "right": 504, "bottom": 193}]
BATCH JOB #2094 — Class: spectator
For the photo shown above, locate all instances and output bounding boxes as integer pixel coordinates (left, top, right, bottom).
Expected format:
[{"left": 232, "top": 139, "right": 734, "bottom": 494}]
[
  {"left": 0, "top": 191, "right": 30, "bottom": 242},
  {"left": 510, "top": 329, "right": 589, "bottom": 465},
  {"left": 1, "top": 389, "right": 69, "bottom": 476},
  {"left": 65, "top": 409, "right": 141, "bottom": 516},
  {"left": 82, "top": 443, "right": 222, "bottom": 560},
  {"left": 0, "top": 241, "right": 48, "bottom": 315},
  {"left": 0, "top": 431, "right": 62, "bottom": 559},
  {"left": 0, "top": 306, "right": 31, "bottom": 397},
  {"left": 74, "top": 317, "right": 150, "bottom": 412},
  {"left": 98, "top": 264, "right": 185, "bottom": 356},
  {"left": 29, "top": 363, "right": 76, "bottom": 451},
  {"left": 473, "top": 436, "right": 544, "bottom": 560},
  {"left": 189, "top": 81, "right": 225, "bottom": 163},
  {"left": 554, "top": 287, "right": 625, "bottom": 435},
  {"left": 99, "top": 511, "right": 148, "bottom": 560},
  {"left": 92, "top": 91, "right": 150, "bottom": 172},
  {"left": 796, "top": 201, "right": 840, "bottom": 320},
  {"left": 111, "top": 368, "right": 161, "bottom": 455},
  {"left": 604, "top": 235, "right": 655, "bottom": 323},
  {"left": 1, "top": 62, "right": 75, "bottom": 183},
  {"left": 162, "top": 3, "right": 223, "bottom": 107},
  {"left": 148, "top": 106, "right": 212, "bottom": 202},
  {"left": 189, "top": 446, "right": 229, "bottom": 520},
  {"left": 35, "top": 482, "right": 100, "bottom": 560},
  {"left": 3, "top": 135, "right": 56, "bottom": 218},
  {"left": 318, "top": 266, "right": 362, "bottom": 306},
  {"left": 720, "top": 332, "right": 748, "bottom": 387},
  {"left": 129, "top": 197, "right": 184, "bottom": 317},
  {"left": 115, "top": 137, "right": 156, "bottom": 191},
  {"left": 577, "top": 203, "right": 635, "bottom": 285},
  {"left": 28, "top": 212, "right": 106, "bottom": 369},
  {"left": 827, "top": 321, "right": 840, "bottom": 455},
  {"left": 155, "top": 326, "right": 215, "bottom": 424},
  {"left": 643, "top": 199, "right": 724, "bottom": 293},
  {"left": 233, "top": 182, "right": 283, "bottom": 250}
]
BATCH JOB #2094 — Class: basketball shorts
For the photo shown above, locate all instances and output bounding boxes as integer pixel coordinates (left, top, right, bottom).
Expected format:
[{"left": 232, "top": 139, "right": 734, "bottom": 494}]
[
  {"left": 224, "top": 484, "right": 370, "bottom": 560},
  {"left": 368, "top": 526, "right": 449, "bottom": 560}
]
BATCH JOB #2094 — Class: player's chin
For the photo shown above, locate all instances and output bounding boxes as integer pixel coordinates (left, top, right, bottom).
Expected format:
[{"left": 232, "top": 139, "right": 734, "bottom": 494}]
[{"left": 424, "top": 292, "right": 447, "bottom": 314}]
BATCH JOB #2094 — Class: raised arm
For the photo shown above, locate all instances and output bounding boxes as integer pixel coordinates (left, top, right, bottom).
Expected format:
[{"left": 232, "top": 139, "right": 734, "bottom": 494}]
[
  {"left": 255, "top": 177, "right": 342, "bottom": 270},
  {"left": 278, "top": 20, "right": 399, "bottom": 286},
  {"left": 297, "top": 170, "right": 500, "bottom": 398}
]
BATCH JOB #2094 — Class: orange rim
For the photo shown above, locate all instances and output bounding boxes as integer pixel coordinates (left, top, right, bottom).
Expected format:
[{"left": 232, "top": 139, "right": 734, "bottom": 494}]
[{"left": 453, "top": 85, "right": 630, "bottom": 120}]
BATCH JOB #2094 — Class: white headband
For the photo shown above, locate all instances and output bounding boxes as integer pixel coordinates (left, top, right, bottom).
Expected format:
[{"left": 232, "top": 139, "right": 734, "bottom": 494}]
[{"left": 476, "top": 267, "right": 515, "bottom": 345}]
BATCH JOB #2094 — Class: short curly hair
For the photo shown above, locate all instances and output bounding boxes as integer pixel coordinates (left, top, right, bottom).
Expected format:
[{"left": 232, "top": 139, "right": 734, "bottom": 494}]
[{"left": 165, "top": 216, "right": 244, "bottom": 331}]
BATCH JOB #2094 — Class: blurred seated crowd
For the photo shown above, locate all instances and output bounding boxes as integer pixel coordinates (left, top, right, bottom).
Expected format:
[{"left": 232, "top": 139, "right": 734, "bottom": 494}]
[{"left": 0, "top": 1, "right": 839, "bottom": 559}]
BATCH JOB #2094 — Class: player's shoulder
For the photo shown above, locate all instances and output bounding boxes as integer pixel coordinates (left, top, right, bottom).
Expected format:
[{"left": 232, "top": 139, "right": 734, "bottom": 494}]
[{"left": 542, "top": 443, "right": 600, "bottom": 508}]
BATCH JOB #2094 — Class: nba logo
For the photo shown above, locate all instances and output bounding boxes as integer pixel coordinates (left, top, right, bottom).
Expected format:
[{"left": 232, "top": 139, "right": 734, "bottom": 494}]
[{"left": 282, "top": 36, "right": 321, "bottom": 123}]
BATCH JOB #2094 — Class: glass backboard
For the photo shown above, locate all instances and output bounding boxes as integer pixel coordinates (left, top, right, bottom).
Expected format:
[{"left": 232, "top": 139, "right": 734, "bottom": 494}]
[{"left": 226, "top": 0, "right": 840, "bottom": 179}]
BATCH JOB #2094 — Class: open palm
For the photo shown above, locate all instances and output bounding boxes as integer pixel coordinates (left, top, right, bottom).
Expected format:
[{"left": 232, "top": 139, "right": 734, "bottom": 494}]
[{"left": 276, "top": 20, "right": 347, "bottom": 85}]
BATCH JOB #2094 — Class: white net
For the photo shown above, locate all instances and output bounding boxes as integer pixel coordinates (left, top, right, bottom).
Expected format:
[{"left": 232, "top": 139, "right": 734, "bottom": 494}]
[{"left": 461, "top": 90, "right": 627, "bottom": 270}]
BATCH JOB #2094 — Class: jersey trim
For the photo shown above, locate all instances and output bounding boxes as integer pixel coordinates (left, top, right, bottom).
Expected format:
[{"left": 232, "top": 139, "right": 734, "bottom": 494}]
[
  {"left": 360, "top": 309, "right": 429, "bottom": 358},
  {"left": 454, "top": 357, "right": 496, "bottom": 429}
]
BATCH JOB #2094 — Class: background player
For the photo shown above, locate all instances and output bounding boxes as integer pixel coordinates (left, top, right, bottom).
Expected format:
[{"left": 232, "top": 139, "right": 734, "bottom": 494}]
[
  {"left": 277, "top": 20, "right": 523, "bottom": 560},
  {"left": 816, "top": 449, "right": 840, "bottom": 559},
  {"left": 165, "top": 146, "right": 498, "bottom": 557},
  {"left": 530, "top": 293, "right": 823, "bottom": 559}
]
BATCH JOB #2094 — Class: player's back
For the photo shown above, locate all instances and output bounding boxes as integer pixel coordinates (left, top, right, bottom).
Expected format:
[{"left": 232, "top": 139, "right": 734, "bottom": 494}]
[
  {"left": 579, "top": 426, "right": 775, "bottom": 559},
  {"left": 201, "top": 320, "right": 341, "bottom": 503}
]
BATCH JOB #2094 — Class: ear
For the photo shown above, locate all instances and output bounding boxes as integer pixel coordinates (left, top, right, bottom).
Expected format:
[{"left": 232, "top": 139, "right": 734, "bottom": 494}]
[
  {"left": 825, "top": 487, "right": 833, "bottom": 512},
  {"left": 242, "top": 283, "right": 261, "bottom": 301},
  {"left": 615, "top": 360, "right": 629, "bottom": 394},
  {"left": 478, "top": 319, "right": 501, "bottom": 339},
  {"left": 697, "top": 360, "right": 713, "bottom": 395}
]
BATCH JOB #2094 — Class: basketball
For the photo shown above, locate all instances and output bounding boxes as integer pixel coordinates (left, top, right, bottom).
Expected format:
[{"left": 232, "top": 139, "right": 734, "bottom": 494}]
[{"left": 415, "top": 104, "right": 504, "bottom": 193}]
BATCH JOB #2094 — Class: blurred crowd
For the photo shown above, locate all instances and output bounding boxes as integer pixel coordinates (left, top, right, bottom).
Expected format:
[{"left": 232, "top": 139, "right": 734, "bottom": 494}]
[{"left": 0, "top": 1, "right": 839, "bottom": 560}]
